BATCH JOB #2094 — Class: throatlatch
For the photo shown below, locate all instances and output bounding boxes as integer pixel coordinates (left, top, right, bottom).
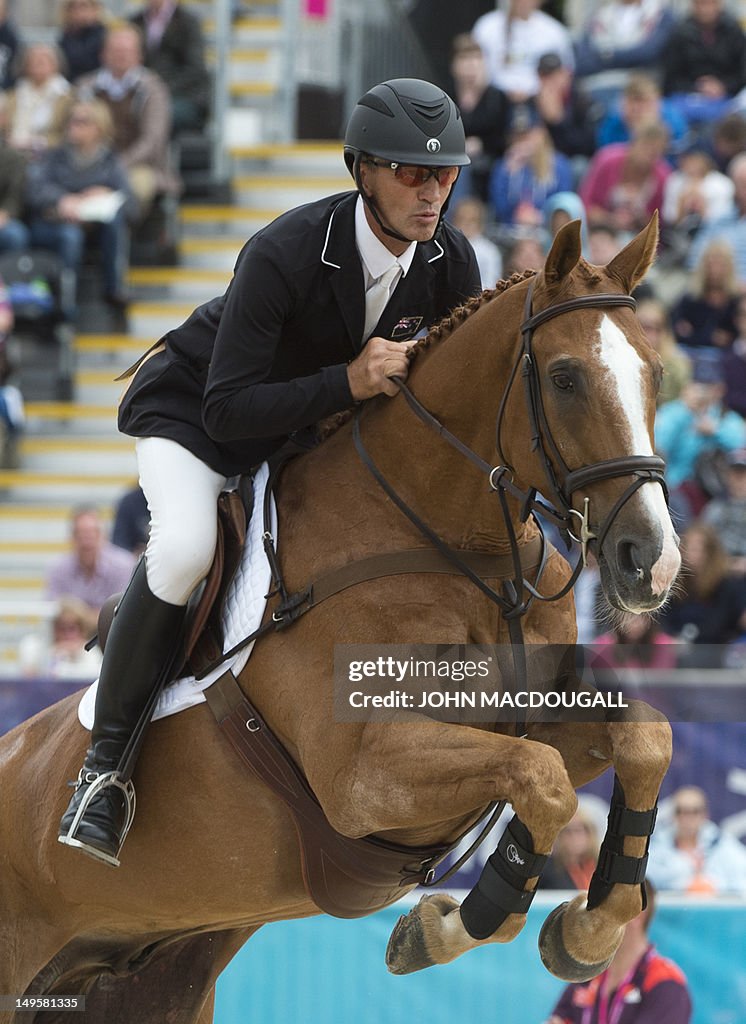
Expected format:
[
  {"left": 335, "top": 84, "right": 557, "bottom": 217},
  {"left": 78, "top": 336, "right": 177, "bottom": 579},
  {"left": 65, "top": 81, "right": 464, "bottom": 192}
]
[
  {"left": 587, "top": 775, "right": 658, "bottom": 912},
  {"left": 460, "top": 816, "right": 547, "bottom": 940}
]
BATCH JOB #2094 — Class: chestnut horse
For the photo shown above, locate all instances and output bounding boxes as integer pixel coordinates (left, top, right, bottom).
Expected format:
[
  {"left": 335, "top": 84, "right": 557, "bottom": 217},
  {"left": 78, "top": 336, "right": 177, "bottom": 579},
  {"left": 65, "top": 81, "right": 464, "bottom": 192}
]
[{"left": 0, "top": 218, "right": 680, "bottom": 1024}]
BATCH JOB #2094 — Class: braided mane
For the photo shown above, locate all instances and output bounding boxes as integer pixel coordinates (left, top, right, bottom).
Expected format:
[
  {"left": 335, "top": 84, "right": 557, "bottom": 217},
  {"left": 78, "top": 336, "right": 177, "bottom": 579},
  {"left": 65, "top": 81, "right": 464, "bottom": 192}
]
[{"left": 317, "top": 267, "right": 536, "bottom": 443}]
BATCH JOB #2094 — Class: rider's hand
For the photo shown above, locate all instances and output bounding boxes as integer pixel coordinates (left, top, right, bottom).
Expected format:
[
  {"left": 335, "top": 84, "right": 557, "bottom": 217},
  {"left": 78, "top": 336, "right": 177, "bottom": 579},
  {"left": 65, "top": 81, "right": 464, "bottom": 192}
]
[{"left": 347, "top": 338, "right": 417, "bottom": 400}]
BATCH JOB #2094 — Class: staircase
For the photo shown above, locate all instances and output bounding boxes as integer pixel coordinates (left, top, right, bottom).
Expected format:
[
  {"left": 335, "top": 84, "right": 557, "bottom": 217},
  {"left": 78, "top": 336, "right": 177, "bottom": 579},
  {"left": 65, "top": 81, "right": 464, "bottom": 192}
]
[{"left": 0, "top": 3, "right": 351, "bottom": 673}]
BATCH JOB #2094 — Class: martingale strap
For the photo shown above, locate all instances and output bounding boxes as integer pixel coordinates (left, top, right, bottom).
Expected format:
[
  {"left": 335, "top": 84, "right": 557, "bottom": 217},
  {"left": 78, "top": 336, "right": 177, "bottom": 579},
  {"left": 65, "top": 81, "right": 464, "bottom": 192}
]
[
  {"left": 460, "top": 814, "right": 548, "bottom": 940},
  {"left": 587, "top": 775, "right": 658, "bottom": 912}
]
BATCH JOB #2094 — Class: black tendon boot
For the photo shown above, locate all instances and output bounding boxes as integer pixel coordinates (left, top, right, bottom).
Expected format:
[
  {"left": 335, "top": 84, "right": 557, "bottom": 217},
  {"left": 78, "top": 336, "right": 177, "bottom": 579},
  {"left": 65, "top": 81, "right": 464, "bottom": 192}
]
[{"left": 58, "top": 559, "right": 186, "bottom": 866}]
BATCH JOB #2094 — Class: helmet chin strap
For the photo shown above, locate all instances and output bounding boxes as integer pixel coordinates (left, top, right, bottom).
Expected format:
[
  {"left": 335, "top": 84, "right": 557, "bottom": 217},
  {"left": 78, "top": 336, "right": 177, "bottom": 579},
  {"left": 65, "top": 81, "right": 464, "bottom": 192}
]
[
  {"left": 354, "top": 157, "right": 414, "bottom": 245},
  {"left": 349, "top": 157, "right": 448, "bottom": 249}
]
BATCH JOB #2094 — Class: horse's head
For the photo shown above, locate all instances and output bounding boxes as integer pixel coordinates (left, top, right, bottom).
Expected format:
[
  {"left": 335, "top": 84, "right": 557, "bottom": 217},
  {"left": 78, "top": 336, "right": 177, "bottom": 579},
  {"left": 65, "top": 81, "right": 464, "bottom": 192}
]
[{"left": 502, "top": 214, "right": 680, "bottom": 613}]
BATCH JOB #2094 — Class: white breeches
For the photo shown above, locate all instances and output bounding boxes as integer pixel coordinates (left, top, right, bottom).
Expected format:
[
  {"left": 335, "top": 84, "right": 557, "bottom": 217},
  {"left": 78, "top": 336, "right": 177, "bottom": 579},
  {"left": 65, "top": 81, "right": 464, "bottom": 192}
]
[{"left": 136, "top": 436, "right": 228, "bottom": 605}]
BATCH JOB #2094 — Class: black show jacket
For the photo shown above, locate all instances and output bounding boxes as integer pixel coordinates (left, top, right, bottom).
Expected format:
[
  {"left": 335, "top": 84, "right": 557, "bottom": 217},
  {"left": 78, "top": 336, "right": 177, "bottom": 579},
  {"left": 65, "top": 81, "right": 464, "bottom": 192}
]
[{"left": 119, "top": 190, "right": 481, "bottom": 476}]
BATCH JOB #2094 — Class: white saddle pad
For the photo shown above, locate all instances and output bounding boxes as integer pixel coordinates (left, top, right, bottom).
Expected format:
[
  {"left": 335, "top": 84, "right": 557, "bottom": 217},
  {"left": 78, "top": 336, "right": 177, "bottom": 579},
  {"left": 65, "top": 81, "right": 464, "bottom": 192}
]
[{"left": 78, "top": 461, "right": 277, "bottom": 730}]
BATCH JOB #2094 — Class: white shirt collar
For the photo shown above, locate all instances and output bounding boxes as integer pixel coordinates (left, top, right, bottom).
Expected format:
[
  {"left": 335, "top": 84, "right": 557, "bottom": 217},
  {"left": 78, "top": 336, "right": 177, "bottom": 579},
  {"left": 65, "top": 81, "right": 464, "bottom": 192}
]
[{"left": 354, "top": 195, "right": 416, "bottom": 285}]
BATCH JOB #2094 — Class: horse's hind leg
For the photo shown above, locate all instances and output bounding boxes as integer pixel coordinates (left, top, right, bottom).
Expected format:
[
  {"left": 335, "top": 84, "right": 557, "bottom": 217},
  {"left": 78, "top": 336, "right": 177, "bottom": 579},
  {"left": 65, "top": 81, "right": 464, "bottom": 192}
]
[{"left": 536, "top": 702, "right": 672, "bottom": 981}]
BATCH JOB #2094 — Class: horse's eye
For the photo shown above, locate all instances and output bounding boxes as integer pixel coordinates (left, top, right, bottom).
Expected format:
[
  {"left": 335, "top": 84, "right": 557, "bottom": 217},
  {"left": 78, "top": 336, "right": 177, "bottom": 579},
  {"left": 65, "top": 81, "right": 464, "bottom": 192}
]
[{"left": 552, "top": 373, "right": 574, "bottom": 391}]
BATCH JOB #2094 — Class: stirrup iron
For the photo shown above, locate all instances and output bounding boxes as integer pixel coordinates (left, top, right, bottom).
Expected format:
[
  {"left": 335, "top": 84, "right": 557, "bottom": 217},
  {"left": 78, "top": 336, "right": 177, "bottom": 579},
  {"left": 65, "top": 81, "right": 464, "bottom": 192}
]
[{"left": 58, "top": 769, "right": 136, "bottom": 868}]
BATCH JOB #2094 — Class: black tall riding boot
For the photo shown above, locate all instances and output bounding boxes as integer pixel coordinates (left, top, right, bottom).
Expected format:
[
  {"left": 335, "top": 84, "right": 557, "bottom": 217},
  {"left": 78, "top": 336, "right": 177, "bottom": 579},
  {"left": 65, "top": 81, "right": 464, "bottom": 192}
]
[{"left": 58, "top": 559, "right": 186, "bottom": 866}]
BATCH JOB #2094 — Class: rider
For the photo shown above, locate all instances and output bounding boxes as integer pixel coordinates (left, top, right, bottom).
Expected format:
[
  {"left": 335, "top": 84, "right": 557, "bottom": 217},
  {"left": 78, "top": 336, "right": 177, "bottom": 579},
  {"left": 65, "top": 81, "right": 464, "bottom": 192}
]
[{"left": 58, "top": 78, "right": 481, "bottom": 866}]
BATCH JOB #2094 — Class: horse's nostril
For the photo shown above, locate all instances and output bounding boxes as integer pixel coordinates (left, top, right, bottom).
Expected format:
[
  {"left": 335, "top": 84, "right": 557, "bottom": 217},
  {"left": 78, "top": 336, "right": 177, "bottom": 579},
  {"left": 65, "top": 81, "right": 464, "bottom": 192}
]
[{"left": 617, "top": 540, "right": 645, "bottom": 579}]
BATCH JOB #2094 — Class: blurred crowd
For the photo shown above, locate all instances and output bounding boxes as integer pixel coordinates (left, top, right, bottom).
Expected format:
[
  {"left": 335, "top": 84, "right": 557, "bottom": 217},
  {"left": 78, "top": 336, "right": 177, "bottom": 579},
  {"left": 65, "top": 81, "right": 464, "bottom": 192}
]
[
  {"left": 0, "top": 0, "right": 208, "bottom": 337},
  {"left": 445, "top": 0, "right": 746, "bottom": 661}
]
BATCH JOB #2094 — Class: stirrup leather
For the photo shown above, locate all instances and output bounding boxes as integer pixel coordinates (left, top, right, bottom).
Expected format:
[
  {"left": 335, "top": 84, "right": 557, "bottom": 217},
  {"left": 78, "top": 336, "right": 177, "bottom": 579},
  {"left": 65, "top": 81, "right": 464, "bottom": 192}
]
[{"left": 57, "top": 768, "right": 136, "bottom": 868}]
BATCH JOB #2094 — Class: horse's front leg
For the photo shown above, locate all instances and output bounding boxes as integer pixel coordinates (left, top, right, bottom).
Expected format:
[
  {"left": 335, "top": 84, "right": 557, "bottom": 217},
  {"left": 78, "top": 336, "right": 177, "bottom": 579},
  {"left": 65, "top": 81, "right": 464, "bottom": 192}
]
[
  {"left": 535, "top": 701, "right": 671, "bottom": 982},
  {"left": 308, "top": 722, "right": 578, "bottom": 975}
]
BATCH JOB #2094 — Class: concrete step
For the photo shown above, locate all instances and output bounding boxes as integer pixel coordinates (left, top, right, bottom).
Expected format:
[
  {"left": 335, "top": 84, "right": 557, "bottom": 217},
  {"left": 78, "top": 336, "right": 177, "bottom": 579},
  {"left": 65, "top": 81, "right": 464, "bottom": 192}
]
[
  {"left": 228, "top": 142, "right": 343, "bottom": 175},
  {"left": 73, "top": 334, "right": 152, "bottom": 371},
  {"left": 126, "top": 267, "right": 231, "bottom": 302},
  {"left": 0, "top": 504, "right": 112, "bottom": 543},
  {"left": 0, "top": 575, "right": 45, "bottom": 604},
  {"left": 0, "top": 541, "right": 69, "bottom": 572},
  {"left": 0, "top": 471, "right": 133, "bottom": 503},
  {"left": 233, "top": 175, "right": 351, "bottom": 209},
  {"left": 179, "top": 204, "right": 278, "bottom": 239},
  {"left": 24, "top": 402, "right": 120, "bottom": 436},
  {"left": 127, "top": 302, "right": 195, "bottom": 338},
  {"left": 179, "top": 238, "right": 244, "bottom": 271},
  {"left": 19, "top": 437, "right": 137, "bottom": 475}
]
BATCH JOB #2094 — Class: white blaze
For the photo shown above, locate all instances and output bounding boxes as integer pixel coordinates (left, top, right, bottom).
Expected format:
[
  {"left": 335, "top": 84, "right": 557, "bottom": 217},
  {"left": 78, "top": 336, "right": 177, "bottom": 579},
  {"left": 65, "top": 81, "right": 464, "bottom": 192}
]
[{"left": 595, "top": 315, "right": 680, "bottom": 597}]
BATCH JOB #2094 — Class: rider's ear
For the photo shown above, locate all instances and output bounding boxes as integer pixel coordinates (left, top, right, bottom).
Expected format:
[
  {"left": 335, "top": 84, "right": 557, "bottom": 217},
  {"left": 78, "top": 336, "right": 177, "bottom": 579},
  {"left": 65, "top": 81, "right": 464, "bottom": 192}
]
[
  {"left": 542, "top": 219, "right": 582, "bottom": 286},
  {"left": 605, "top": 212, "right": 659, "bottom": 294}
]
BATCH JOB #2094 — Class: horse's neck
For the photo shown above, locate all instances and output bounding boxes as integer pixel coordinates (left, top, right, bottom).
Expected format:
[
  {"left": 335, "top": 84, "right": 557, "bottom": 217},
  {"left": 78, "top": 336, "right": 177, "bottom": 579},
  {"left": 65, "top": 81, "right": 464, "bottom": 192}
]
[{"left": 281, "top": 290, "right": 531, "bottom": 569}]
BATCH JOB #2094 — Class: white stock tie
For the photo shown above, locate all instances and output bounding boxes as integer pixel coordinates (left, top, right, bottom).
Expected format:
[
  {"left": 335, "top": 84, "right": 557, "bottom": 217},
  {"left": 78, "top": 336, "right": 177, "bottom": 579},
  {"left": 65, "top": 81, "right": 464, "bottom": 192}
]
[{"left": 363, "top": 263, "right": 400, "bottom": 343}]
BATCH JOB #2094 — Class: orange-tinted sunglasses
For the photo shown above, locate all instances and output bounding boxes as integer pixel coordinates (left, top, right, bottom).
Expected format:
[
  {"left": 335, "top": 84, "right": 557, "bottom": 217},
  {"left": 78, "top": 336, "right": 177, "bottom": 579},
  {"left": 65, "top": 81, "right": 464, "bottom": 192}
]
[{"left": 365, "top": 159, "right": 459, "bottom": 188}]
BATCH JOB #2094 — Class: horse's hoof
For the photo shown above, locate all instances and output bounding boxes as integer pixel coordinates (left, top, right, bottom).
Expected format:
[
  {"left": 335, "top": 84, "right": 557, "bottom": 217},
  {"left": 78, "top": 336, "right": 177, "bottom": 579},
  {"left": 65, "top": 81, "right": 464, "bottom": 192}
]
[
  {"left": 385, "top": 894, "right": 458, "bottom": 975},
  {"left": 538, "top": 902, "right": 613, "bottom": 983}
]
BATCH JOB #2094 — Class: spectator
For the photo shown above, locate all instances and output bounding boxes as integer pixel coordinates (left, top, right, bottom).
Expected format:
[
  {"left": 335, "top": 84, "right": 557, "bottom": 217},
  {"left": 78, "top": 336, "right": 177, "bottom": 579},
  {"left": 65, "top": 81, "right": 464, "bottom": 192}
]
[
  {"left": 504, "top": 234, "right": 545, "bottom": 275},
  {"left": 539, "top": 806, "right": 599, "bottom": 890},
  {"left": 596, "top": 73, "right": 688, "bottom": 157},
  {"left": 655, "top": 367, "right": 746, "bottom": 490},
  {"left": 574, "top": 0, "right": 675, "bottom": 85},
  {"left": 662, "top": 142, "right": 734, "bottom": 239},
  {"left": 587, "top": 224, "right": 624, "bottom": 264},
  {"left": 580, "top": 123, "right": 671, "bottom": 236},
  {"left": 0, "top": 44, "right": 74, "bottom": 158},
  {"left": 674, "top": 238, "right": 739, "bottom": 350},
  {"left": 662, "top": 0, "right": 746, "bottom": 123},
  {"left": 58, "top": 0, "right": 107, "bottom": 83},
  {"left": 722, "top": 300, "right": 746, "bottom": 418},
  {"left": 449, "top": 196, "right": 502, "bottom": 288},
  {"left": 130, "top": 0, "right": 210, "bottom": 135},
  {"left": 471, "top": 0, "right": 574, "bottom": 102},
  {"left": 543, "top": 191, "right": 587, "bottom": 248},
  {"left": 687, "top": 153, "right": 746, "bottom": 281},
  {"left": 77, "top": 24, "right": 179, "bottom": 216},
  {"left": 637, "top": 297, "right": 691, "bottom": 406},
  {"left": 709, "top": 112, "right": 746, "bottom": 174},
  {"left": 0, "top": 0, "right": 19, "bottom": 92},
  {"left": 448, "top": 34, "right": 511, "bottom": 203},
  {"left": 0, "top": 140, "right": 30, "bottom": 253},
  {"left": 533, "top": 52, "right": 596, "bottom": 161},
  {"left": 45, "top": 504, "right": 136, "bottom": 614},
  {"left": 0, "top": 334, "right": 23, "bottom": 470},
  {"left": 26, "top": 100, "right": 136, "bottom": 311},
  {"left": 546, "top": 881, "right": 692, "bottom": 1023},
  {"left": 17, "top": 594, "right": 102, "bottom": 680},
  {"left": 591, "top": 613, "right": 678, "bottom": 669},
  {"left": 703, "top": 447, "right": 746, "bottom": 573},
  {"left": 111, "top": 483, "right": 149, "bottom": 556},
  {"left": 648, "top": 786, "right": 746, "bottom": 894},
  {"left": 658, "top": 521, "right": 746, "bottom": 647},
  {"left": 488, "top": 111, "right": 573, "bottom": 229}
]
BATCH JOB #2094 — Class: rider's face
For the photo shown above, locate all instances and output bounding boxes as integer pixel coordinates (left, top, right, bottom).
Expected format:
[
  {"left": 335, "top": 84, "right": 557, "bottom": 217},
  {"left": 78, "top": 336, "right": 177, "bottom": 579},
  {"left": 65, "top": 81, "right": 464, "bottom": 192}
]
[{"left": 359, "top": 160, "right": 454, "bottom": 255}]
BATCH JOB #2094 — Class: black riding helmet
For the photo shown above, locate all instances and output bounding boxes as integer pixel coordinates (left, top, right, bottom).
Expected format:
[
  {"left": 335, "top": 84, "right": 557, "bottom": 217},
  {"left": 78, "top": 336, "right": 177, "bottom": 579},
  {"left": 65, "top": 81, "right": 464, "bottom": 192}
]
[{"left": 344, "top": 78, "right": 469, "bottom": 243}]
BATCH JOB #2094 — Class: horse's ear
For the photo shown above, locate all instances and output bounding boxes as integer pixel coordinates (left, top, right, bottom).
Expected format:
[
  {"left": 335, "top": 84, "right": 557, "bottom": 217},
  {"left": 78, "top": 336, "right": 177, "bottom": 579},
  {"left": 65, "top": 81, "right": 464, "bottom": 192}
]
[
  {"left": 543, "top": 219, "right": 583, "bottom": 285},
  {"left": 605, "top": 212, "right": 659, "bottom": 294}
]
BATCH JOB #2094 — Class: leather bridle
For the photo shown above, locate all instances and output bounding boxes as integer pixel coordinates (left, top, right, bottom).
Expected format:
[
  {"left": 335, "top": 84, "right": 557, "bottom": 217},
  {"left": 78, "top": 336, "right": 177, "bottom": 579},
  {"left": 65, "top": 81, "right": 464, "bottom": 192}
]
[
  {"left": 354, "top": 276, "right": 670, "bottom": 627},
  {"left": 496, "top": 278, "right": 668, "bottom": 566}
]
